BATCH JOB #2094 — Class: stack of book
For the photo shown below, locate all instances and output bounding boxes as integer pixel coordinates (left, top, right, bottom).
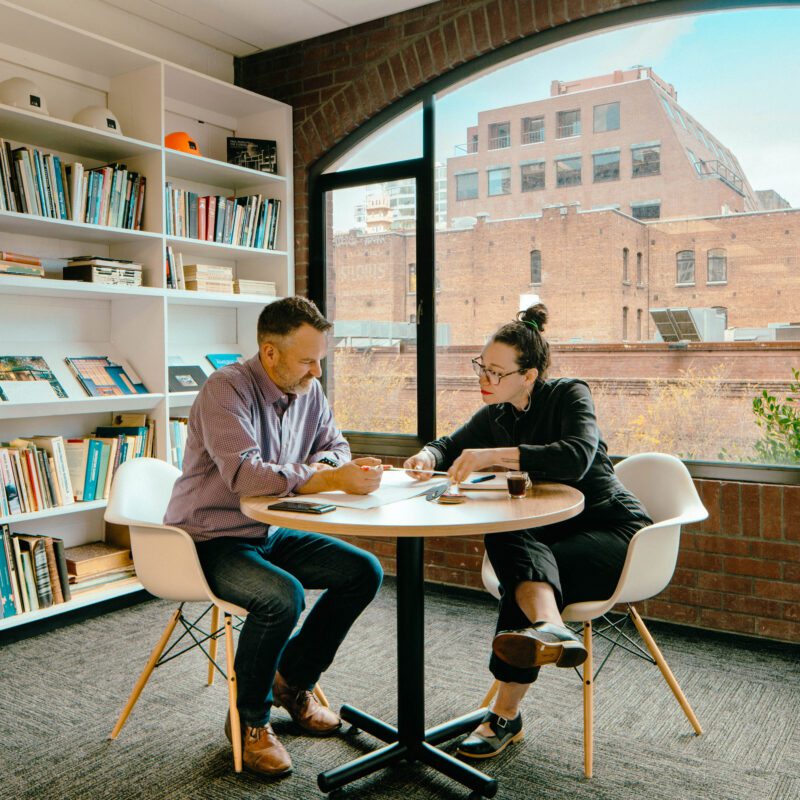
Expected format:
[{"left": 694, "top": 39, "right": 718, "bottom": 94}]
[
  {"left": 0, "top": 527, "right": 73, "bottom": 617},
  {"left": 0, "top": 251, "right": 45, "bottom": 278},
  {"left": 164, "top": 186, "right": 280, "bottom": 250},
  {"left": 64, "top": 540, "right": 136, "bottom": 597},
  {"left": 183, "top": 264, "right": 234, "bottom": 293},
  {"left": 169, "top": 417, "right": 189, "bottom": 470},
  {"left": 234, "top": 279, "right": 276, "bottom": 296},
  {"left": 0, "top": 139, "right": 146, "bottom": 230},
  {"left": 62, "top": 256, "right": 143, "bottom": 287}
]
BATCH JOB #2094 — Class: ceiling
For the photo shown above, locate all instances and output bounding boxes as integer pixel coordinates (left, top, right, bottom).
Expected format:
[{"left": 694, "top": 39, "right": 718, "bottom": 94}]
[{"left": 97, "top": 0, "right": 439, "bottom": 57}]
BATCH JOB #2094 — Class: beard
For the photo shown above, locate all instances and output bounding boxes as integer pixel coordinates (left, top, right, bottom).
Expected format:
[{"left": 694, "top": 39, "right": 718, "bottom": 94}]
[{"left": 273, "top": 364, "right": 316, "bottom": 396}]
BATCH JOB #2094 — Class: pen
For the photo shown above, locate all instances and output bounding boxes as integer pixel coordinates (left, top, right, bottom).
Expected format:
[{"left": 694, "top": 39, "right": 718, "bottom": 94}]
[{"left": 469, "top": 474, "right": 496, "bottom": 483}]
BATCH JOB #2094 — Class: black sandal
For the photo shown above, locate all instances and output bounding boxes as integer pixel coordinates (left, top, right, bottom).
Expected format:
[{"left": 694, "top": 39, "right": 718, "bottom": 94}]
[
  {"left": 493, "top": 621, "right": 587, "bottom": 669},
  {"left": 456, "top": 710, "right": 524, "bottom": 759}
]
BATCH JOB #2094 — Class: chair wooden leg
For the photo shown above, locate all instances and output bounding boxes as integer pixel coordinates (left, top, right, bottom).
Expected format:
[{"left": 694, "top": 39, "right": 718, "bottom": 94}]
[
  {"left": 628, "top": 605, "right": 703, "bottom": 735},
  {"left": 582, "top": 620, "right": 593, "bottom": 779},
  {"left": 313, "top": 683, "right": 330, "bottom": 708},
  {"left": 480, "top": 679, "right": 500, "bottom": 709},
  {"left": 109, "top": 606, "right": 182, "bottom": 739},
  {"left": 224, "top": 613, "right": 243, "bottom": 772},
  {"left": 208, "top": 605, "right": 220, "bottom": 686}
]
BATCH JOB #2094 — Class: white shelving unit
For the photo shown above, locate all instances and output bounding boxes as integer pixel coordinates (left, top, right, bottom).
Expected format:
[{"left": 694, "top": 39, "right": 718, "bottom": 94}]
[{"left": 0, "top": 0, "right": 294, "bottom": 632}]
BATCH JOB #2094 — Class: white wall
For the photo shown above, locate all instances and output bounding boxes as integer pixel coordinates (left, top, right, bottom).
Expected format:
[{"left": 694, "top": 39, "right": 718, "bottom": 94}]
[{"left": 10, "top": 0, "right": 234, "bottom": 81}]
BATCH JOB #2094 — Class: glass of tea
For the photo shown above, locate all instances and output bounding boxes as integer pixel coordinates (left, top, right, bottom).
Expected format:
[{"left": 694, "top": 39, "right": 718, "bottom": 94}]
[{"left": 506, "top": 471, "right": 529, "bottom": 498}]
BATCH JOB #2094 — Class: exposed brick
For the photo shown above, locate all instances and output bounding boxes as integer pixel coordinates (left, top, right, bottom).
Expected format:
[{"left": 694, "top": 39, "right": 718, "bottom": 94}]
[
  {"left": 750, "top": 540, "right": 800, "bottom": 562},
  {"left": 501, "top": 0, "right": 523, "bottom": 40},
  {"left": 389, "top": 51, "right": 411, "bottom": 96},
  {"left": 486, "top": 4, "right": 508, "bottom": 47},
  {"left": 761, "top": 484, "right": 783, "bottom": 539},
  {"left": 670, "top": 567, "right": 696, "bottom": 587},
  {"left": 414, "top": 38, "right": 434, "bottom": 81},
  {"left": 428, "top": 28, "right": 449, "bottom": 75},
  {"left": 566, "top": 0, "right": 586, "bottom": 21},
  {"left": 471, "top": 7, "right": 492, "bottom": 53},
  {"left": 756, "top": 618, "right": 800, "bottom": 641},
  {"left": 694, "top": 534, "right": 750, "bottom": 556},
  {"left": 740, "top": 483, "right": 760, "bottom": 537},
  {"left": 550, "top": 0, "right": 570, "bottom": 27},
  {"left": 700, "top": 608, "right": 755, "bottom": 635},
  {"left": 785, "top": 486, "right": 800, "bottom": 541},
  {"left": 724, "top": 594, "right": 784, "bottom": 618},
  {"left": 720, "top": 482, "right": 741, "bottom": 535},
  {"left": 377, "top": 61, "right": 398, "bottom": 102},
  {"left": 784, "top": 563, "right": 800, "bottom": 582},
  {"left": 645, "top": 600, "right": 699, "bottom": 625},
  {"left": 695, "top": 571, "right": 752, "bottom": 595},
  {"left": 455, "top": 12, "right": 476, "bottom": 57},
  {"left": 753, "top": 579, "right": 800, "bottom": 602},
  {"left": 518, "top": 0, "right": 536, "bottom": 35},
  {"left": 403, "top": 42, "right": 423, "bottom": 87},
  {"left": 701, "top": 481, "right": 721, "bottom": 533},
  {"left": 679, "top": 550, "right": 723, "bottom": 571},
  {"left": 534, "top": 0, "right": 552, "bottom": 31},
  {"left": 724, "top": 556, "right": 782, "bottom": 579},
  {"left": 666, "top": 585, "right": 723, "bottom": 609}
]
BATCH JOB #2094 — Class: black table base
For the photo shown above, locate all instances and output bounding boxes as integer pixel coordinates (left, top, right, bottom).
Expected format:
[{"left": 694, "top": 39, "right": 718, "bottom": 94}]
[{"left": 317, "top": 537, "right": 498, "bottom": 798}]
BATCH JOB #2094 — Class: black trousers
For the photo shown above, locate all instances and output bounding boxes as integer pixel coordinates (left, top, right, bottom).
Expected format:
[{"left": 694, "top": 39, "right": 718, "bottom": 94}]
[{"left": 485, "top": 490, "right": 652, "bottom": 684}]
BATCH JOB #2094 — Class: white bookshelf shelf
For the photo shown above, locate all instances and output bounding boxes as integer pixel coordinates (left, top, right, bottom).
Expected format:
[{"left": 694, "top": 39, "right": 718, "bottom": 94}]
[
  {"left": 0, "top": 499, "right": 107, "bottom": 527},
  {"left": 0, "top": 579, "right": 144, "bottom": 632},
  {"left": 0, "top": 0, "right": 293, "bottom": 633}
]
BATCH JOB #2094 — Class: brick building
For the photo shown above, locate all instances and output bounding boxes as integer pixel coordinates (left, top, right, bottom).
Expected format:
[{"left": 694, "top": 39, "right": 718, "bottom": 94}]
[{"left": 447, "top": 66, "right": 758, "bottom": 224}]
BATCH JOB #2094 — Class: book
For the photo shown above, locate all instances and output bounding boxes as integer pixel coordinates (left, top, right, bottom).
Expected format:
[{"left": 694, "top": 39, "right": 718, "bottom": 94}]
[
  {"left": 64, "top": 439, "right": 89, "bottom": 501},
  {"left": 63, "top": 541, "right": 132, "bottom": 578},
  {"left": 28, "top": 436, "right": 74, "bottom": 506},
  {"left": 227, "top": 136, "right": 278, "bottom": 174},
  {"left": 65, "top": 256, "right": 138, "bottom": 267},
  {"left": 65, "top": 356, "right": 148, "bottom": 397},
  {"left": 168, "top": 365, "right": 208, "bottom": 392},
  {"left": 81, "top": 438, "right": 104, "bottom": 502},
  {"left": 19, "top": 551, "right": 39, "bottom": 612},
  {"left": 14, "top": 534, "right": 53, "bottom": 608},
  {"left": 206, "top": 353, "right": 243, "bottom": 369},
  {"left": 0, "top": 355, "right": 67, "bottom": 400},
  {"left": 0, "top": 528, "right": 17, "bottom": 618},
  {"left": 0, "top": 448, "right": 23, "bottom": 514},
  {"left": 0, "top": 260, "right": 45, "bottom": 277},
  {"left": 1, "top": 524, "right": 22, "bottom": 613},
  {"left": 233, "top": 279, "right": 276, "bottom": 296},
  {"left": 52, "top": 538, "right": 72, "bottom": 602}
]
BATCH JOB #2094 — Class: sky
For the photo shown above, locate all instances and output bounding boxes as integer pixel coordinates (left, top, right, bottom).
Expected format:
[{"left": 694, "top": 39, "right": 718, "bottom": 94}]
[{"left": 331, "top": 6, "right": 800, "bottom": 231}]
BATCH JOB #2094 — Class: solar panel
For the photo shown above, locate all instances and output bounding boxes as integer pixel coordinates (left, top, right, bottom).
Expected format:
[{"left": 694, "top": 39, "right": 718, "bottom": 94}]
[{"left": 650, "top": 308, "right": 702, "bottom": 342}]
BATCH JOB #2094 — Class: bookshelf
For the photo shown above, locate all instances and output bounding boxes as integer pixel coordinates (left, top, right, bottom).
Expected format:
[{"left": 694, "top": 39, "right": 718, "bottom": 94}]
[{"left": 0, "top": 1, "right": 294, "bottom": 632}]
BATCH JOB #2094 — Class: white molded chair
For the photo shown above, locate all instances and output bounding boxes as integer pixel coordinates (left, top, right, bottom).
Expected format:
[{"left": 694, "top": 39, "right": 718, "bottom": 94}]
[
  {"left": 104, "top": 457, "right": 328, "bottom": 772},
  {"left": 480, "top": 452, "right": 708, "bottom": 777}
]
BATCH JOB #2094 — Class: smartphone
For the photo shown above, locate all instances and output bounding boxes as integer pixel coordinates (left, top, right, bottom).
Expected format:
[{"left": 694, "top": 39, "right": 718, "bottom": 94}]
[{"left": 268, "top": 500, "right": 337, "bottom": 514}]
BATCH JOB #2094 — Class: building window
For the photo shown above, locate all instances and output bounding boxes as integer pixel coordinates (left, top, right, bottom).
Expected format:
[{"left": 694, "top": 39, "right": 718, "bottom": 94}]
[
  {"left": 469, "top": 133, "right": 478, "bottom": 153},
  {"left": 521, "top": 116, "right": 544, "bottom": 144},
  {"left": 632, "top": 144, "right": 661, "bottom": 177},
  {"left": 593, "top": 151, "right": 620, "bottom": 182},
  {"left": 489, "top": 121, "right": 510, "bottom": 149},
  {"left": 636, "top": 309, "right": 643, "bottom": 341},
  {"left": 555, "top": 156, "right": 581, "bottom": 187},
  {"left": 409, "top": 314, "right": 416, "bottom": 324},
  {"left": 487, "top": 167, "right": 511, "bottom": 196},
  {"left": 593, "top": 102, "right": 620, "bottom": 132},
  {"left": 676, "top": 250, "right": 695, "bottom": 284},
  {"left": 530, "top": 249, "right": 542, "bottom": 284},
  {"left": 407, "top": 263, "right": 416, "bottom": 293},
  {"left": 556, "top": 109, "right": 581, "bottom": 138},
  {"left": 713, "top": 306, "right": 728, "bottom": 329},
  {"left": 622, "top": 306, "right": 629, "bottom": 341},
  {"left": 520, "top": 162, "right": 545, "bottom": 192},
  {"left": 622, "top": 247, "right": 629, "bottom": 282},
  {"left": 636, "top": 252, "right": 643, "bottom": 284},
  {"left": 455, "top": 172, "right": 478, "bottom": 200},
  {"left": 631, "top": 202, "right": 660, "bottom": 220},
  {"left": 708, "top": 248, "right": 728, "bottom": 283}
]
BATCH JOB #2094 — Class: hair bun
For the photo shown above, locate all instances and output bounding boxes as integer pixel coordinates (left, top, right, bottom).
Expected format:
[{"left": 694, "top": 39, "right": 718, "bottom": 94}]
[{"left": 518, "top": 303, "right": 547, "bottom": 333}]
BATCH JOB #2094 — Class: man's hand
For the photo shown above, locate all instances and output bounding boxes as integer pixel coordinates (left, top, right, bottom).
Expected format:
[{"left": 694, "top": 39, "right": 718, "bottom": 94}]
[
  {"left": 309, "top": 462, "right": 334, "bottom": 472},
  {"left": 403, "top": 450, "right": 436, "bottom": 480},
  {"left": 333, "top": 457, "right": 383, "bottom": 495},
  {"left": 447, "top": 449, "right": 498, "bottom": 485}
]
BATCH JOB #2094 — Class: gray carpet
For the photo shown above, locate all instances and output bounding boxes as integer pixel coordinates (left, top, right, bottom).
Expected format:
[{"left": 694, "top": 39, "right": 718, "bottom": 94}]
[{"left": 1, "top": 581, "right": 798, "bottom": 800}]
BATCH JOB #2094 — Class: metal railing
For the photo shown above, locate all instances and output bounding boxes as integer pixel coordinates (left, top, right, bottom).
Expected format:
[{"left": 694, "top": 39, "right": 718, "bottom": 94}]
[
  {"left": 488, "top": 135, "right": 510, "bottom": 150},
  {"left": 454, "top": 141, "right": 479, "bottom": 155},
  {"left": 698, "top": 159, "right": 744, "bottom": 194},
  {"left": 556, "top": 122, "right": 581, "bottom": 138},
  {"left": 521, "top": 129, "right": 544, "bottom": 144}
]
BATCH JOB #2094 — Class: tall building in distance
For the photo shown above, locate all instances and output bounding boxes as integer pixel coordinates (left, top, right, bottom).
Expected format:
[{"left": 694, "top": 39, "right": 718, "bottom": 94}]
[{"left": 447, "top": 66, "right": 760, "bottom": 223}]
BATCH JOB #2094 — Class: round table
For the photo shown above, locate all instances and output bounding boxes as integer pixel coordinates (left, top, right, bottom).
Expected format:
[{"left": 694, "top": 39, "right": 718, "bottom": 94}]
[{"left": 242, "top": 481, "right": 584, "bottom": 798}]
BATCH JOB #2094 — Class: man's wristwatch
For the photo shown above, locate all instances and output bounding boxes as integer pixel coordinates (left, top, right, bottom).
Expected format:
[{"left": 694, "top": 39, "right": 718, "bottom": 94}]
[{"left": 318, "top": 456, "right": 339, "bottom": 468}]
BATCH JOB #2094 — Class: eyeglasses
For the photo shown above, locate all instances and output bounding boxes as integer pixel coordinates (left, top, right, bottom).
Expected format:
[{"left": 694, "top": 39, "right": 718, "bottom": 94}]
[{"left": 471, "top": 358, "right": 525, "bottom": 386}]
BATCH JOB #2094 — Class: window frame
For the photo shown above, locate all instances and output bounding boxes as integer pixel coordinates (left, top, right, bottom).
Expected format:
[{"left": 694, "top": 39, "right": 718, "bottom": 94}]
[
  {"left": 555, "top": 155, "right": 582, "bottom": 187},
  {"left": 487, "top": 166, "right": 512, "bottom": 196},
  {"left": 530, "top": 249, "right": 542, "bottom": 284},
  {"left": 307, "top": 0, "right": 799, "bottom": 481},
  {"left": 520, "top": 160, "right": 545, "bottom": 192},
  {"left": 593, "top": 101, "right": 620, "bottom": 132},
  {"left": 455, "top": 170, "right": 478, "bottom": 200},
  {"left": 708, "top": 248, "right": 728, "bottom": 284},
  {"left": 676, "top": 249, "right": 696, "bottom": 285}
]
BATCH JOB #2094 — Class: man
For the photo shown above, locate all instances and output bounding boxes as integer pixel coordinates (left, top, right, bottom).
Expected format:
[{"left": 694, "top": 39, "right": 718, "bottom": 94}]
[{"left": 164, "top": 296, "right": 383, "bottom": 777}]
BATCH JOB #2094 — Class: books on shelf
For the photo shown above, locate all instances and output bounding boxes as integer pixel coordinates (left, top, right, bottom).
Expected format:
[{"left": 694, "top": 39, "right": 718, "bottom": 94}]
[
  {"left": 0, "top": 139, "right": 146, "bottom": 230},
  {"left": 164, "top": 186, "right": 280, "bottom": 250},
  {"left": 226, "top": 136, "right": 278, "bottom": 174},
  {"left": 206, "top": 353, "right": 243, "bottom": 369},
  {"left": 169, "top": 417, "right": 189, "bottom": 470},
  {"left": 0, "top": 355, "right": 68, "bottom": 402},
  {"left": 168, "top": 365, "right": 208, "bottom": 392},
  {"left": 65, "top": 356, "right": 149, "bottom": 397},
  {"left": 234, "top": 279, "right": 276, "bottom": 296},
  {"left": 64, "top": 540, "right": 132, "bottom": 579},
  {"left": 62, "top": 256, "right": 143, "bottom": 287},
  {"left": 0, "top": 260, "right": 45, "bottom": 278}
]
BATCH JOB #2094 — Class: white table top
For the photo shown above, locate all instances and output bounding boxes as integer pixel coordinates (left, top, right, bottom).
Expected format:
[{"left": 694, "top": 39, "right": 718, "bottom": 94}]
[{"left": 241, "top": 481, "right": 584, "bottom": 538}]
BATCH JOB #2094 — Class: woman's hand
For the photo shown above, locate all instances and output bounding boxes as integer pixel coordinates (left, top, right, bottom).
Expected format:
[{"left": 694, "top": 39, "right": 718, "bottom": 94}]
[
  {"left": 447, "top": 449, "right": 499, "bottom": 485},
  {"left": 403, "top": 450, "right": 436, "bottom": 480}
]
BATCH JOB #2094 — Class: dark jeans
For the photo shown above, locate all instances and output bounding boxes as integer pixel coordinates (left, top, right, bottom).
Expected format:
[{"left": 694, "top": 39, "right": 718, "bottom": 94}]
[
  {"left": 196, "top": 527, "right": 383, "bottom": 727},
  {"left": 485, "top": 490, "right": 652, "bottom": 684}
]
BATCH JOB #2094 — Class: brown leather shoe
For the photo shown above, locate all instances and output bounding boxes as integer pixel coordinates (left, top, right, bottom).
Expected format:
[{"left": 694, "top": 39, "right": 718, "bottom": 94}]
[
  {"left": 273, "top": 671, "right": 342, "bottom": 736},
  {"left": 224, "top": 711, "right": 292, "bottom": 777}
]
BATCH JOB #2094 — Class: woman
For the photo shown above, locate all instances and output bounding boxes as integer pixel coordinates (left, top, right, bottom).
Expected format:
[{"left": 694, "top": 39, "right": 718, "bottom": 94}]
[{"left": 404, "top": 304, "right": 651, "bottom": 759}]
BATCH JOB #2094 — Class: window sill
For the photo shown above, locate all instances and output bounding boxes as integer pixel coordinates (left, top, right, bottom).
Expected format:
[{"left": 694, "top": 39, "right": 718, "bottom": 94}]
[
  {"left": 707, "top": 281, "right": 728, "bottom": 286},
  {"left": 675, "top": 282, "right": 695, "bottom": 287},
  {"left": 622, "top": 280, "right": 631, "bottom": 285}
]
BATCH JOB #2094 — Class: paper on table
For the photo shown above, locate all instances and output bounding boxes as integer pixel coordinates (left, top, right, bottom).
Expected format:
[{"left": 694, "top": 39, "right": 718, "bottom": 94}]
[
  {"left": 459, "top": 473, "right": 507, "bottom": 491},
  {"left": 298, "top": 469, "right": 449, "bottom": 509}
]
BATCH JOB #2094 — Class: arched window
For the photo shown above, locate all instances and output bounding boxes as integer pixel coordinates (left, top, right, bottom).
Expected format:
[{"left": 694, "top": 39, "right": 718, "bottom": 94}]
[
  {"left": 708, "top": 248, "right": 728, "bottom": 283},
  {"left": 636, "top": 308, "right": 643, "bottom": 341},
  {"left": 622, "top": 247, "right": 629, "bottom": 282},
  {"left": 676, "top": 250, "right": 695, "bottom": 284},
  {"left": 530, "top": 249, "right": 542, "bottom": 284},
  {"left": 622, "top": 306, "right": 629, "bottom": 341},
  {"left": 636, "top": 252, "right": 643, "bottom": 284}
]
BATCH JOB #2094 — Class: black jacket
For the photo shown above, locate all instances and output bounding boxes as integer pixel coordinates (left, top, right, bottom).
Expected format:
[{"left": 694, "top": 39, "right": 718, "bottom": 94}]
[{"left": 426, "top": 378, "right": 625, "bottom": 508}]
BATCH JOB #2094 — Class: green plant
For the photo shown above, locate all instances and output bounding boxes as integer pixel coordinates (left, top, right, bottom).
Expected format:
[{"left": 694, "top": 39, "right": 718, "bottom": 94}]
[{"left": 751, "top": 368, "right": 800, "bottom": 465}]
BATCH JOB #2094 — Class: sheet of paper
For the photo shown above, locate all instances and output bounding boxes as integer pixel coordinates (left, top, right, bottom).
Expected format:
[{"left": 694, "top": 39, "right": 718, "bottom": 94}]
[
  {"left": 459, "top": 473, "right": 507, "bottom": 490},
  {"left": 299, "top": 469, "right": 448, "bottom": 509}
]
